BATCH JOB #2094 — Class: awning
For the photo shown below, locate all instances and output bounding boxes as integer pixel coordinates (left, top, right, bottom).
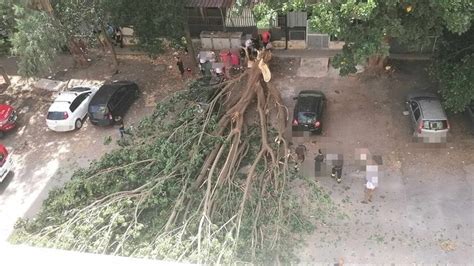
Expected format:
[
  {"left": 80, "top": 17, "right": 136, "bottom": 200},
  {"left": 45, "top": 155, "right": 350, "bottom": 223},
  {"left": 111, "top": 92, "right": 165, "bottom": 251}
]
[
  {"left": 186, "top": 0, "right": 234, "bottom": 8},
  {"left": 225, "top": 7, "right": 256, "bottom": 27}
]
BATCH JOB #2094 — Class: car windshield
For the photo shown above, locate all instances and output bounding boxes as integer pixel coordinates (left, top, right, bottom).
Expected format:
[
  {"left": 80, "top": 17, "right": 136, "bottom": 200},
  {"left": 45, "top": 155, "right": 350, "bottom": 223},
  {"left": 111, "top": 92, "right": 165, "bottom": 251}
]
[
  {"left": 298, "top": 112, "right": 317, "bottom": 124},
  {"left": 423, "top": 120, "right": 448, "bottom": 130},
  {"left": 90, "top": 105, "right": 108, "bottom": 118},
  {"left": 47, "top": 112, "right": 66, "bottom": 120}
]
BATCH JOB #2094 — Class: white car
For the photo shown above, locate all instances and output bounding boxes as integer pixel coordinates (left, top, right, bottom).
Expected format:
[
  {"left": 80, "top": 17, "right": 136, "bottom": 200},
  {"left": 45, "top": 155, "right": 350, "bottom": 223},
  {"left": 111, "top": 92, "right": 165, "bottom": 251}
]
[{"left": 46, "top": 87, "right": 97, "bottom": 132}]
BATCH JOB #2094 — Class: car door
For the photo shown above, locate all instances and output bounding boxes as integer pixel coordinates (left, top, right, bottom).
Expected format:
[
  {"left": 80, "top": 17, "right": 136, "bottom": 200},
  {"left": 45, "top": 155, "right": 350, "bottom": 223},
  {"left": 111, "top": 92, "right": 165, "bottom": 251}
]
[
  {"left": 114, "top": 87, "right": 128, "bottom": 116},
  {"left": 78, "top": 92, "right": 92, "bottom": 119},
  {"left": 69, "top": 93, "right": 88, "bottom": 120},
  {"left": 410, "top": 101, "right": 421, "bottom": 129},
  {"left": 108, "top": 92, "right": 120, "bottom": 116}
]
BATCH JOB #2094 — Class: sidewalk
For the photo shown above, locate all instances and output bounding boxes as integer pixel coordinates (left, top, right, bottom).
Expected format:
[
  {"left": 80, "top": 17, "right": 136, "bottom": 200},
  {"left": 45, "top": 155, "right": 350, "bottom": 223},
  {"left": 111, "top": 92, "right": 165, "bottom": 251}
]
[
  {"left": 272, "top": 48, "right": 340, "bottom": 58},
  {"left": 272, "top": 48, "right": 432, "bottom": 61}
]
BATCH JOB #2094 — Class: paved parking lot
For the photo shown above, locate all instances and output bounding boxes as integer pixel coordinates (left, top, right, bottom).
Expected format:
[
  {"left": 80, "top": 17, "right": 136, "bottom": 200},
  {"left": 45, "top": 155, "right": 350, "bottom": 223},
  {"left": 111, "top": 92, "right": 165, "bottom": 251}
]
[
  {"left": 0, "top": 52, "right": 190, "bottom": 241},
  {"left": 272, "top": 58, "right": 474, "bottom": 263}
]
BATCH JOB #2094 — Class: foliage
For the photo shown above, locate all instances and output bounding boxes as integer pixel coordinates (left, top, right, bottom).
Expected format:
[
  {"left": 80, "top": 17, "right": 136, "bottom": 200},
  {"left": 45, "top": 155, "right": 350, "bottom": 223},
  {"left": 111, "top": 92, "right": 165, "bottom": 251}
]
[
  {"left": 308, "top": 0, "right": 474, "bottom": 75},
  {"left": 251, "top": 0, "right": 307, "bottom": 29},
  {"left": 0, "top": 0, "right": 16, "bottom": 54},
  {"left": 11, "top": 5, "right": 65, "bottom": 77},
  {"left": 101, "top": 0, "right": 186, "bottom": 55},
  {"left": 51, "top": 0, "right": 103, "bottom": 44},
  {"left": 253, "top": 3, "right": 278, "bottom": 29},
  {"left": 10, "top": 79, "right": 336, "bottom": 263},
  {"left": 430, "top": 27, "right": 474, "bottom": 112}
]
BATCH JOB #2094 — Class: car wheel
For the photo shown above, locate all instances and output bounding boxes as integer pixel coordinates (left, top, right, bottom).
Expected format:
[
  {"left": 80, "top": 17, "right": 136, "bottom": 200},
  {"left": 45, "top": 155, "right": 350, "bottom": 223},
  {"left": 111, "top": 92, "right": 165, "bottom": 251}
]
[{"left": 75, "top": 119, "right": 83, "bottom": 130}]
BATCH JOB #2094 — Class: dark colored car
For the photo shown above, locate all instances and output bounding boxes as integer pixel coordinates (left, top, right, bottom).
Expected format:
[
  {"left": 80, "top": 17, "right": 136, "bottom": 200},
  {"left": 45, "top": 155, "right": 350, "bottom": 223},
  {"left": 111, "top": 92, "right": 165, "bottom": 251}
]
[
  {"left": 88, "top": 81, "right": 139, "bottom": 126},
  {"left": 466, "top": 101, "right": 474, "bottom": 135},
  {"left": 292, "top": 90, "right": 325, "bottom": 134}
]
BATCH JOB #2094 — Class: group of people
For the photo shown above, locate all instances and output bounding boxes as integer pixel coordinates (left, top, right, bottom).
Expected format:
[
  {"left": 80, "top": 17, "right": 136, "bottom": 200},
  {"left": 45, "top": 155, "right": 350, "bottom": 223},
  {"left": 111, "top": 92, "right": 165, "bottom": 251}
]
[{"left": 294, "top": 145, "right": 380, "bottom": 203}]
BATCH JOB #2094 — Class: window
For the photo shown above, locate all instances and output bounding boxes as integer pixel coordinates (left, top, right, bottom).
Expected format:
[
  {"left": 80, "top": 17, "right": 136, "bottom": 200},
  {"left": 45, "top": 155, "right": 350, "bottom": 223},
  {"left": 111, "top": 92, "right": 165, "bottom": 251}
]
[
  {"left": 69, "top": 93, "right": 89, "bottom": 112},
  {"left": 423, "top": 120, "right": 448, "bottom": 130},
  {"left": 413, "top": 108, "right": 421, "bottom": 121},
  {"left": 108, "top": 93, "right": 120, "bottom": 109},
  {"left": 410, "top": 101, "right": 419, "bottom": 111},
  {"left": 47, "top": 112, "right": 67, "bottom": 120},
  {"left": 298, "top": 112, "right": 316, "bottom": 123}
]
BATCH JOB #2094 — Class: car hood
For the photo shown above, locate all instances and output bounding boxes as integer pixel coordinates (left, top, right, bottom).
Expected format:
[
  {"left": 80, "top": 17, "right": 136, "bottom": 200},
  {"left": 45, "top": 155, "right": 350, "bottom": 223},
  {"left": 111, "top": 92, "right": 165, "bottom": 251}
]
[{"left": 0, "top": 104, "right": 13, "bottom": 121}]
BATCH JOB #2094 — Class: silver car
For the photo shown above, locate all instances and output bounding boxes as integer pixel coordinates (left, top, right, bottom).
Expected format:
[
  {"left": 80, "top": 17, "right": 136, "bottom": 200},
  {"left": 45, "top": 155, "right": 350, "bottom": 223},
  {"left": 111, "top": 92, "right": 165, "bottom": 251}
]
[{"left": 406, "top": 91, "right": 450, "bottom": 142}]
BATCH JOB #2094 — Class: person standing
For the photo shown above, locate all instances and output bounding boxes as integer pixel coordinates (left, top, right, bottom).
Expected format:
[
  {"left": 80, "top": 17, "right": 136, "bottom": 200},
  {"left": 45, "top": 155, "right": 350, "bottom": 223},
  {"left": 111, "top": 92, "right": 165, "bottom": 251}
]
[
  {"left": 119, "top": 119, "right": 125, "bottom": 138},
  {"left": 314, "top": 149, "right": 324, "bottom": 177},
  {"left": 261, "top": 30, "right": 271, "bottom": 49},
  {"left": 362, "top": 163, "right": 379, "bottom": 203},
  {"left": 176, "top": 56, "right": 185, "bottom": 78},
  {"left": 330, "top": 154, "right": 343, "bottom": 183}
]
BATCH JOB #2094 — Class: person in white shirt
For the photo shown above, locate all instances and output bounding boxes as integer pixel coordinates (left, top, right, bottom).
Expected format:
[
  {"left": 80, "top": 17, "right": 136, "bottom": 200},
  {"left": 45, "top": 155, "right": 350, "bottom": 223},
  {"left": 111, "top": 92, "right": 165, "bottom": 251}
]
[{"left": 362, "top": 163, "right": 379, "bottom": 203}]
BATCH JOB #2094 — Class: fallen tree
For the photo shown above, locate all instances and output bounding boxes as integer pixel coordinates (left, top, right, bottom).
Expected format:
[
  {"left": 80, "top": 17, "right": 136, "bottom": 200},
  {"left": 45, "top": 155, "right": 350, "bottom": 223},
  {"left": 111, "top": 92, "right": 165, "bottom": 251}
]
[{"left": 11, "top": 51, "right": 334, "bottom": 263}]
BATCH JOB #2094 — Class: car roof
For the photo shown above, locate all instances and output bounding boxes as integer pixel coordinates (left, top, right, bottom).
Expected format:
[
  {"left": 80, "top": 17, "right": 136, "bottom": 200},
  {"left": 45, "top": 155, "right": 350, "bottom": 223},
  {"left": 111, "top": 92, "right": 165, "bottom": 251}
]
[
  {"left": 418, "top": 99, "right": 447, "bottom": 120},
  {"left": 48, "top": 101, "right": 70, "bottom": 112},
  {"left": 54, "top": 92, "right": 81, "bottom": 104},
  {"left": 297, "top": 91, "right": 323, "bottom": 113},
  {"left": 68, "top": 87, "right": 92, "bottom": 93},
  {"left": 298, "top": 90, "right": 325, "bottom": 97},
  {"left": 90, "top": 81, "right": 136, "bottom": 105}
]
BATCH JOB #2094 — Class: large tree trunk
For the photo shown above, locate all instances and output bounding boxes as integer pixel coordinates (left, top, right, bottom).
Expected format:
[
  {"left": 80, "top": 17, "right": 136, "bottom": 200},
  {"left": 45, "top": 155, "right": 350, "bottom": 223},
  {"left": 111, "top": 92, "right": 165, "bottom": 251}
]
[
  {"left": 183, "top": 19, "right": 197, "bottom": 67},
  {"left": 30, "top": 0, "right": 90, "bottom": 68},
  {"left": 100, "top": 24, "right": 119, "bottom": 74},
  {"left": 366, "top": 55, "right": 387, "bottom": 74},
  {"left": 0, "top": 66, "right": 11, "bottom": 86},
  {"left": 67, "top": 38, "right": 89, "bottom": 68}
]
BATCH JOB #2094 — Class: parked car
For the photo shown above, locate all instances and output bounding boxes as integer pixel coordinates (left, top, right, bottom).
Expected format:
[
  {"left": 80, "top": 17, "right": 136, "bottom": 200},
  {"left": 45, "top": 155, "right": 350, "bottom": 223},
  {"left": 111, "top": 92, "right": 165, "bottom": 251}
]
[
  {"left": 46, "top": 87, "right": 97, "bottom": 132},
  {"left": 466, "top": 101, "right": 474, "bottom": 135},
  {"left": 292, "top": 90, "right": 326, "bottom": 134},
  {"left": 0, "top": 144, "right": 13, "bottom": 182},
  {"left": 88, "top": 81, "right": 139, "bottom": 126},
  {"left": 0, "top": 104, "right": 17, "bottom": 138},
  {"left": 406, "top": 91, "right": 449, "bottom": 141}
]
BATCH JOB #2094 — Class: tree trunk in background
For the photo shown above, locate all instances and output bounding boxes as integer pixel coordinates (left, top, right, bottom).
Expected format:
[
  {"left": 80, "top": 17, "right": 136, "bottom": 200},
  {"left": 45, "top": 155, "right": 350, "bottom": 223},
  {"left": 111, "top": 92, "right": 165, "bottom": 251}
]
[
  {"left": 30, "top": 0, "right": 90, "bottom": 68},
  {"left": 67, "top": 38, "right": 89, "bottom": 67},
  {"left": 183, "top": 20, "right": 197, "bottom": 67},
  {"left": 100, "top": 24, "right": 119, "bottom": 74},
  {"left": 0, "top": 66, "right": 10, "bottom": 85},
  {"left": 367, "top": 55, "right": 387, "bottom": 68}
]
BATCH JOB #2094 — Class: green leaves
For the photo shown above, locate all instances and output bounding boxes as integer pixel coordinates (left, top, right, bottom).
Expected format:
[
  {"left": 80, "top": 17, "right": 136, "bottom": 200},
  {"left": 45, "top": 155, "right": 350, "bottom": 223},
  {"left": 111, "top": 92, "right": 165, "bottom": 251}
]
[
  {"left": 308, "top": 0, "right": 474, "bottom": 76},
  {"left": 11, "top": 6, "right": 65, "bottom": 77},
  {"left": 433, "top": 54, "right": 474, "bottom": 113}
]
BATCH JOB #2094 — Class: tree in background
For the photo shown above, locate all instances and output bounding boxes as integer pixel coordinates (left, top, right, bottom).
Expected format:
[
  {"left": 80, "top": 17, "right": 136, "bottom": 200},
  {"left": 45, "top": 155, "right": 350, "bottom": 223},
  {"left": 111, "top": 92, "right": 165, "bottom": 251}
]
[
  {"left": 0, "top": 0, "right": 15, "bottom": 54},
  {"left": 308, "top": 0, "right": 473, "bottom": 75},
  {"left": 11, "top": 5, "right": 66, "bottom": 77},
  {"left": 431, "top": 27, "right": 474, "bottom": 112},
  {"left": 102, "top": 0, "right": 195, "bottom": 61}
]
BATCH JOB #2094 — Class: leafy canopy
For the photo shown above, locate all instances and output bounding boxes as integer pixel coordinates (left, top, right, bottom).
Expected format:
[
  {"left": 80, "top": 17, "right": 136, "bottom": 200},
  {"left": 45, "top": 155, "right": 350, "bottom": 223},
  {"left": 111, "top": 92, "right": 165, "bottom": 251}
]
[
  {"left": 431, "top": 27, "right": 474, "bottom": 112},
  {"left": 102, "top": 0, "right": 187, "bottom": 54},
  {"left": 11, "top": 5, "right": 65, "bottom": 77},
  {"left": 308, "top": 0, "right": 474, "bottom": 75}
]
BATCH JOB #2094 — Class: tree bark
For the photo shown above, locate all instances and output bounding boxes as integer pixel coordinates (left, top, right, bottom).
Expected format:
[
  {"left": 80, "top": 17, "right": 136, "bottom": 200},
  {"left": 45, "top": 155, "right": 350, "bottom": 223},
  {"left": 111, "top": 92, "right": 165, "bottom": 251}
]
[
  {"left": 30, "top": 0, "right": 90, "bottom": 68},
  {"left": 183, "top": 19, "right": 197, "bottom": 67},
  {"left": 67, "top": 38, "right": 89, "bottom": 68},
  {"left": 0, "top": 66, "right": 11, "bottom": 86},
  {"left": 100, "top": 24, "right": 119, "bottom": 74},
  {"left": 366, "top": 55, "right": 387, "bottom": 73}
]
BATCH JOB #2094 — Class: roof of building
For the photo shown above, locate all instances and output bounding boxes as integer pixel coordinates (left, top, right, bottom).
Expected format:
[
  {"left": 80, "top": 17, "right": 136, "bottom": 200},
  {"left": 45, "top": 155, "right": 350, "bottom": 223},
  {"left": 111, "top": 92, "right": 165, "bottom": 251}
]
[{"left": 186, "top": 0, "right": 234, "bottom": 8}]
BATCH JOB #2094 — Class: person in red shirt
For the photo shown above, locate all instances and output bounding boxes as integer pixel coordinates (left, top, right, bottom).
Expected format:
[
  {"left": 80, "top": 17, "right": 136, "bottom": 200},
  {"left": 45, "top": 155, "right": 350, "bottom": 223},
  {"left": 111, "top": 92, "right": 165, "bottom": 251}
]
[{"left": 261, "top": 30, "right": 271, "bottom": 49}]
